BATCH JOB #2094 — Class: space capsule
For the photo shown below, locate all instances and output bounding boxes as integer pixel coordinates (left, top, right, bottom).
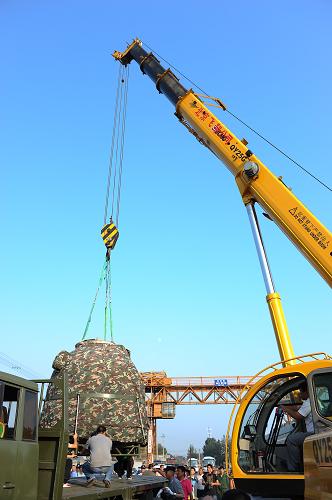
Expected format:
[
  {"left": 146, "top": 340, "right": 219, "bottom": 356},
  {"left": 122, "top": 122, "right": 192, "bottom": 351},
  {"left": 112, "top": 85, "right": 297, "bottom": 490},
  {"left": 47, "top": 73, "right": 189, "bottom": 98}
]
[{"left": 40, "top": 339, "right": 148, "bottom": 445}]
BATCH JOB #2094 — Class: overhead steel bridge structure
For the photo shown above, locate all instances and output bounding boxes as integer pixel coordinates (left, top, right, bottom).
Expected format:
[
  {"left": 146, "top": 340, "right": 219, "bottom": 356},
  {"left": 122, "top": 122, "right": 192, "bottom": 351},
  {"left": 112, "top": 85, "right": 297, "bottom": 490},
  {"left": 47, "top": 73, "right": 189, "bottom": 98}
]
[{"left": 141, "top": 372, "right": 256, "bottom": 462}]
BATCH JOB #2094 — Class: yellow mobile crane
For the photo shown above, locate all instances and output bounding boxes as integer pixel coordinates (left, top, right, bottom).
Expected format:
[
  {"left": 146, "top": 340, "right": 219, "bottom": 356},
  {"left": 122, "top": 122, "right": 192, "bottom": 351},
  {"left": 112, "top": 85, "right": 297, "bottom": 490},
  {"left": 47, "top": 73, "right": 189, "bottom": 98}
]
[{"left": 113, "top": 40, "right": 332, "bottom": 499}]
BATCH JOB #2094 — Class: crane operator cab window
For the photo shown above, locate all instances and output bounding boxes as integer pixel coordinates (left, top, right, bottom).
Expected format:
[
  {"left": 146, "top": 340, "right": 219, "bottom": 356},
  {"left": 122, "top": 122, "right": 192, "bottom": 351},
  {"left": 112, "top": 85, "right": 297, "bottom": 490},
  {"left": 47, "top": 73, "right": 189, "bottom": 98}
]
[{"left": 238, "top": 374, "right": 321, "bottom": 474}]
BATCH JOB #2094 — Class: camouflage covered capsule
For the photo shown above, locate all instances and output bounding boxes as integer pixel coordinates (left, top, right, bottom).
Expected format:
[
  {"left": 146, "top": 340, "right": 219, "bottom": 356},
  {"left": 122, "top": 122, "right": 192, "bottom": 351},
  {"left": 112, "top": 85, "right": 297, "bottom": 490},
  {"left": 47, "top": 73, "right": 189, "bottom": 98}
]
[{"left": 40, "top": 339, "right": 148, "bottom": 445}]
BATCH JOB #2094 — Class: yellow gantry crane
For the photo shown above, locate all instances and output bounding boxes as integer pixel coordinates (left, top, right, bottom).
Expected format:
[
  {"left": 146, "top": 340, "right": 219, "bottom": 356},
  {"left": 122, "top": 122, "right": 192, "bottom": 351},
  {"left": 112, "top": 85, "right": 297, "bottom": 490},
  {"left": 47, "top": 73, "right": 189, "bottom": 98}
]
[
  {"left": 113, "top": 40, "right": 332, "bottom": 499},
  {"left": 141, "top": 372, "right": 256, "bottom": 463}
]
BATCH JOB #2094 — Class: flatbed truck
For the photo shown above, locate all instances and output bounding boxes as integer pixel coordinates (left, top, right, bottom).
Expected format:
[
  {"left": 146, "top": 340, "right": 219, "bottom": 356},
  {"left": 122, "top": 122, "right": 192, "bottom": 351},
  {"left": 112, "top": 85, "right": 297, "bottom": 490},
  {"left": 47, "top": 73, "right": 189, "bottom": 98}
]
[{"left": 0, "top": 370, "right": 166, "bottom": 499}]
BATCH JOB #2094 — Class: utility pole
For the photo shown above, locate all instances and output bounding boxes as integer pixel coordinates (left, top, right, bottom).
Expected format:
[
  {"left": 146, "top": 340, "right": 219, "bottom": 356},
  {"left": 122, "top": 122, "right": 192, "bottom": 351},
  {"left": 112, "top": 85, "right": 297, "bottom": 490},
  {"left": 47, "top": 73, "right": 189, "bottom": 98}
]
[{"left": 161, "top": 433, "right": 166, "bottom": 461}]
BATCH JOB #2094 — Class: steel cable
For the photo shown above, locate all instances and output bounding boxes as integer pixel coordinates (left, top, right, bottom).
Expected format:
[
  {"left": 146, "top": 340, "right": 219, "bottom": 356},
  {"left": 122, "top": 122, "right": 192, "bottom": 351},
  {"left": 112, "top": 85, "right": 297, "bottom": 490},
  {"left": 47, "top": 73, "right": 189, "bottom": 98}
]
[
  {"left": 115, "top": 65, "right": 130, "bottom": 226},
  {"left": 104, "top": 65, "right": 122, "bottom": 225},
  {"left": 142, "top": 41, "right": 332, "bottom": 193},
  {"left": 84, "top": 64, "right": 129, "bottom": 342},
  {"left": 111, "top": 66, "right": 125, "bottom": 218}
]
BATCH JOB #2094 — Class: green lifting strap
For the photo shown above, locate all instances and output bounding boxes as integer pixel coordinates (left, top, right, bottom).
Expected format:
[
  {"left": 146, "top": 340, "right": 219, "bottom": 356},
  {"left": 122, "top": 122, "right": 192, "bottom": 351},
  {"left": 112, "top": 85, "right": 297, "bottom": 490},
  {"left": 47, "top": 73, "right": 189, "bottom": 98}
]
[
  {"left": 82, "top": 258, "right": 108, "bottom": 340},
  {"left": 104, "top": 254, "right": 114, "bottom": 341}
]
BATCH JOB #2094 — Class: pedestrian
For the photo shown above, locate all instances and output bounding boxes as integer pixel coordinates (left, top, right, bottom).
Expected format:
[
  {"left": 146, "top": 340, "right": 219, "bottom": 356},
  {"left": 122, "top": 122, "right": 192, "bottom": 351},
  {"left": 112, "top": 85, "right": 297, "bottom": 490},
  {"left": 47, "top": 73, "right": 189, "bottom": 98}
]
[
  {"left": 196, "top": 466, "right": 205, "bottom": 498},
  {"left": 63, "top": 432, "right": 78, "bottom": 488},
  {"left": 76, "top": 464, "right": 85, "bottom": 477},
  {"left": 143, "top": 463, "right": 156, "bottom": 476},
  {"left": 70, "top": 464, "right": 79, "bottom": 478},
  {"left": 216, "top": 467, "right": 229, "bottom": 498},
  {"left": 155, "top": 465, "right": 165, "bottom": 477},
  {"left": 202, "top": 464, "right": 220, "bottom": 500},
  {"left": 176, "top": 465, "right": 193, "bottom": 500},
  {"left": 189, "top": 466, "right": 198, "bottom": 499},
  {"left": 138, "top": 465, "right": 146, "bottom": 475},
  {"left": 162, "top": 466, "right": 184, "bottom": 499},
  {"left": 82, "top": 424, "right": 115, "bottom": 488},
  {"left": 159, "top": 464, "right": 166, "bottom": 477}
]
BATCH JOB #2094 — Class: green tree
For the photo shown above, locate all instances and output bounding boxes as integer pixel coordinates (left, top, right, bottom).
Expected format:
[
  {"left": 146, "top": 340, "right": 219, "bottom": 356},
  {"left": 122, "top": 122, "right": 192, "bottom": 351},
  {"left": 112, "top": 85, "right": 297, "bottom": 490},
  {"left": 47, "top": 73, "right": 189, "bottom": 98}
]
[
  {"left": 218, "top": 435, "right": 231, "bottom": 466},
  {"left": 158, "top": 442, "right": 167, "bottom": 457},
  {"left": 202, "top": 436, "right": 231, "bottom": 466},
  {"left": 187, "top": 444, "right": 199, "bottom": 459},
  {"left": 203, "top": 437, "right": 221, "bottom": 464}
]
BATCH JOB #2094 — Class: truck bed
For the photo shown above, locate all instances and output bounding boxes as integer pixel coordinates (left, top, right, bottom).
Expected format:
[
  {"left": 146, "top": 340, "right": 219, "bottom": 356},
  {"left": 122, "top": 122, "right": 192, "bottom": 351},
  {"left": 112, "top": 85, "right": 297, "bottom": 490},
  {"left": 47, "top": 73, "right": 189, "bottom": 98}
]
[{"left": 62, "top": 475, "right": 167, "bottom": 499}]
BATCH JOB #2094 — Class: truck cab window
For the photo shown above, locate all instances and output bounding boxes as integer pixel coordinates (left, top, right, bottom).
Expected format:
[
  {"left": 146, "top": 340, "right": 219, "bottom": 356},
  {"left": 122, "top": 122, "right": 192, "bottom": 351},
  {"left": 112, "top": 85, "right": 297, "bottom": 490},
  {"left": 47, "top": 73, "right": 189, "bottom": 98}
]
[
  {"left": 0, "top": 384, "right": 19, "bottom": 439},
  {"left": 23, "top": 390, "right": 38, "bottom": 440},
  {"left": 313, "top": 372, "right": 332, "bottom": 420}
]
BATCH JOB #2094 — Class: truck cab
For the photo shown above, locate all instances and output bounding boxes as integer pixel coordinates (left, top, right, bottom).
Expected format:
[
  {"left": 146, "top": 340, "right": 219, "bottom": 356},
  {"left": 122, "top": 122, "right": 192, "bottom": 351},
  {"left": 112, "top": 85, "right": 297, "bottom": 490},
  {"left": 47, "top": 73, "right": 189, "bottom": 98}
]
[
  {"left": 0, "top": 371, "right": 39, "bottom": 499},
  {"left": 0, "top": 371, "right": 68, "bottom": 500}
]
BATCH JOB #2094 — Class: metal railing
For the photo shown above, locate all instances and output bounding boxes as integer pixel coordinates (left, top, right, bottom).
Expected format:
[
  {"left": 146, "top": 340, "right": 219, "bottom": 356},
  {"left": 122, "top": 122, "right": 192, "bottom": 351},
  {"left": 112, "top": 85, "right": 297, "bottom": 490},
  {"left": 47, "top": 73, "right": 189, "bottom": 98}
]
[{"left": 169, "top": 376, "right": 254, "bottom": 387}]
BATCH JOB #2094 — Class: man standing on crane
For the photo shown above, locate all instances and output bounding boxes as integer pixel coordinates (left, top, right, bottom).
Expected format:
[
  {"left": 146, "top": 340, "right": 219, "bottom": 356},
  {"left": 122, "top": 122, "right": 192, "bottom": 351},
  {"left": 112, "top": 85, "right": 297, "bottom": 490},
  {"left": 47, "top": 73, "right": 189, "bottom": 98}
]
[{"left": 281, "top": 381, "right": 314, "bottom": 471}]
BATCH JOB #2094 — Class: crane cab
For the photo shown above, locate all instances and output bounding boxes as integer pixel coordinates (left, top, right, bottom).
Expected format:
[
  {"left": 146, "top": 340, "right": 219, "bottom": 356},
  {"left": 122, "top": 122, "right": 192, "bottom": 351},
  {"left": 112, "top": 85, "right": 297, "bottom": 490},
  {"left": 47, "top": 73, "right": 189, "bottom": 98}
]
[{"left": 228, "top": 353, "right": 332, "bottom": 499}]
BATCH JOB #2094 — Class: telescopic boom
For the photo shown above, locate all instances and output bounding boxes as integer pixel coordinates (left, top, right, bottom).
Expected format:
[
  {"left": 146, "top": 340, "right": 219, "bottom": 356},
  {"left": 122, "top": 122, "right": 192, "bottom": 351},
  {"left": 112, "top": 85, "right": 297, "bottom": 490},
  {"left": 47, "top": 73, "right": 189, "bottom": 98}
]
[
  {"left": 113, "top": 39, "right": 332, "bottom": 363},
  {"left": 113, "top": 39, "right": 332, "bottom": 289}
]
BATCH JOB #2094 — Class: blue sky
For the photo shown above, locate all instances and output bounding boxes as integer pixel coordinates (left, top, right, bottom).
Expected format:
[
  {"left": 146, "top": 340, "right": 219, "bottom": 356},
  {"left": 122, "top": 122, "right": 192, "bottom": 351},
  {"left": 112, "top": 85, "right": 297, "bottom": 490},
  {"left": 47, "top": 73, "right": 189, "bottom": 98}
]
[{"left": 1, "top": 0, "right": 331, "bottom": 455}]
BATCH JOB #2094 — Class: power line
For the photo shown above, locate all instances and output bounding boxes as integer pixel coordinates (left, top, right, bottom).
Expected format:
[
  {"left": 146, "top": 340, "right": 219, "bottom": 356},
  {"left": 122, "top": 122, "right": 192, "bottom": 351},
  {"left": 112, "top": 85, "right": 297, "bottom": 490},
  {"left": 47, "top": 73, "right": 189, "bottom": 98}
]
[{"left": 0, "top": 351, "right": 41, "bottom": 378}]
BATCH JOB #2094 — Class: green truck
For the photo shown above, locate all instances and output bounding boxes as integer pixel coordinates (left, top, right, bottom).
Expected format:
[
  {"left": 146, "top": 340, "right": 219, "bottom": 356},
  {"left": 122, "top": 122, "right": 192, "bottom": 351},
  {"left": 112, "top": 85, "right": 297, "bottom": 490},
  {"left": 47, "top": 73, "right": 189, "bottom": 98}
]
[{"left": 0, "top": 370, "right": 166, "bottom": 499}]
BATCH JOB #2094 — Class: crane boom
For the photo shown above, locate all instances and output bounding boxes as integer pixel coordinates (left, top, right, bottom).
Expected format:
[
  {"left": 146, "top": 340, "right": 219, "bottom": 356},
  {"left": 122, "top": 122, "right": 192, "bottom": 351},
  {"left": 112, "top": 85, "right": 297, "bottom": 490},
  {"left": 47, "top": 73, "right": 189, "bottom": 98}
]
[
  {"left": 114, "top": 41, "right": 332, "bottom": 498},
  {"left": 113, "top": 39, "right": 332, "bottom": 289}
]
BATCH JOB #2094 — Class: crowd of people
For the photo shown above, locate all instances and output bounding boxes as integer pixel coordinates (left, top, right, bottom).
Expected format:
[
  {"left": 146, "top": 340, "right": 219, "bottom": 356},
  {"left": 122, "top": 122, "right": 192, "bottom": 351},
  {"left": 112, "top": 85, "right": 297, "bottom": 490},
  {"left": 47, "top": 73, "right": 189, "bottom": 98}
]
[
  {"left": 153, "top": 464, "right": 250, "bottom": 500},
  {"left": 64, "top": 424, "right": 250, "bottom": 499}
]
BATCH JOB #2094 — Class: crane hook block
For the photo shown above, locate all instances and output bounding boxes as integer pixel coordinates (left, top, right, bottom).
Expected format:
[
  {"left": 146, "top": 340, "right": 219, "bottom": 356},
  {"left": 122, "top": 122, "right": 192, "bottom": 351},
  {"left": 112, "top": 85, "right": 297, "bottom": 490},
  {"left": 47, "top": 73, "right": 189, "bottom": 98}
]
[{"left": 101, "top": 220, "right": 119, "bottom": 250}]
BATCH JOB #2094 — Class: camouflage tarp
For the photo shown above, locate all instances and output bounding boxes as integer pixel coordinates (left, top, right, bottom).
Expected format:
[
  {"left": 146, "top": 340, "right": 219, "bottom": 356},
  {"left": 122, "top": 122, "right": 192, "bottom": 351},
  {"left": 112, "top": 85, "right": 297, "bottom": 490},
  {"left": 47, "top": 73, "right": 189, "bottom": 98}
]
[{"left": 40, "top": 339, "right": 148, "bottom": 445}]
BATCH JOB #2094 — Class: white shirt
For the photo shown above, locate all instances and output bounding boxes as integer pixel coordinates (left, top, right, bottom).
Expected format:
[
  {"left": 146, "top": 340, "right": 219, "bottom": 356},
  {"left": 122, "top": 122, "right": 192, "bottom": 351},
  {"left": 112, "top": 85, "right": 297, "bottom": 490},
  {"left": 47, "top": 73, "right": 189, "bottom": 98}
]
[
  {"left": 298, "top": 398, "right": 314, "bottom": 433},
  {"left": 196, "top": 474, "right": 205, "bottom": 491}
]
